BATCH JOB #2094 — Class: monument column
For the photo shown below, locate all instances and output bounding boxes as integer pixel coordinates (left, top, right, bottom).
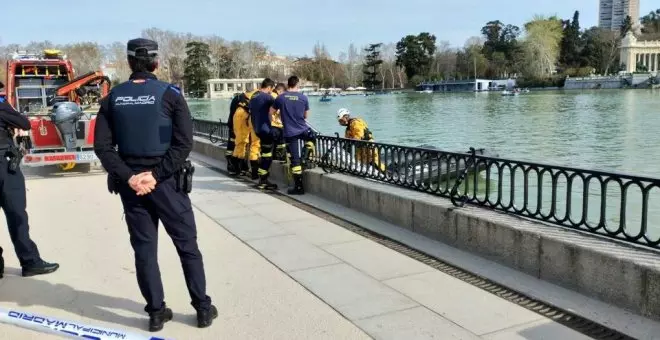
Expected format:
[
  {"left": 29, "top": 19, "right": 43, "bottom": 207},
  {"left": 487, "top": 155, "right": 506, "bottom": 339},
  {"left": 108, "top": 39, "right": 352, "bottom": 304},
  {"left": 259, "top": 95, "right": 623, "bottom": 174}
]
[{"left": 649, "top": 53, "right": 658, "bottom": 72}]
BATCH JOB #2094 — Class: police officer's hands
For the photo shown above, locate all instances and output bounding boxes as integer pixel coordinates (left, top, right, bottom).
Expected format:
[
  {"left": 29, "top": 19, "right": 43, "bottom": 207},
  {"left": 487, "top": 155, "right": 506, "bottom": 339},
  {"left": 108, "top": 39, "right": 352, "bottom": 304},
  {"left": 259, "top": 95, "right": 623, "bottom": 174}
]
[{"left": 129, "top": 172, "right": 157, "bottom": 196}]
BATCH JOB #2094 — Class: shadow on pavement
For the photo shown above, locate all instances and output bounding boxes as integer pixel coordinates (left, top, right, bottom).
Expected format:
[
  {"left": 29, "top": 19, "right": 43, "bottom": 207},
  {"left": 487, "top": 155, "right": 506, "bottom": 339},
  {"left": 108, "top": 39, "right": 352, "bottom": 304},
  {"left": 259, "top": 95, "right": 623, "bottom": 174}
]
[{"left": 0, "top": 268, "right": 195, "bottom": 331}]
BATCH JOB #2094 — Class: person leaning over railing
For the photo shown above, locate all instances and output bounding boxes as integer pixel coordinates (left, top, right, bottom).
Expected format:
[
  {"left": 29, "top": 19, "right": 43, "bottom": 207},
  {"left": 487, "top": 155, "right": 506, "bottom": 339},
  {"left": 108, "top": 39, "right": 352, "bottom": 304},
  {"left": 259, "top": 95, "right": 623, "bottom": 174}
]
[{"left": 336, "top": 108, "right": 386, "bottom": 172}]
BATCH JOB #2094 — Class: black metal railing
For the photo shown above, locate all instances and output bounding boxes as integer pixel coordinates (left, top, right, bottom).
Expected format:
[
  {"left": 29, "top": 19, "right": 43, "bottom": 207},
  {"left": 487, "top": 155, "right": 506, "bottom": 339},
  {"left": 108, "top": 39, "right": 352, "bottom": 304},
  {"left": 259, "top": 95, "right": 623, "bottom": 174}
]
[
  {"left": 192, "top": 118, "right": 660, "bottom": 250},
  {"left": 192, "top": 119, "right": 229, "bottom": 144}
]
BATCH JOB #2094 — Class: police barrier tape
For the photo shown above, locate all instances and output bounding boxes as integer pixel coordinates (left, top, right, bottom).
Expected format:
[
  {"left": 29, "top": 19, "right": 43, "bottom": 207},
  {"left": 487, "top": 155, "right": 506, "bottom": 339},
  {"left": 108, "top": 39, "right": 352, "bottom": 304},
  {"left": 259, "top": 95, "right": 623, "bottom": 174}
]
[{"left": 0, "top": 307, "right": 171, "bottom": 340}]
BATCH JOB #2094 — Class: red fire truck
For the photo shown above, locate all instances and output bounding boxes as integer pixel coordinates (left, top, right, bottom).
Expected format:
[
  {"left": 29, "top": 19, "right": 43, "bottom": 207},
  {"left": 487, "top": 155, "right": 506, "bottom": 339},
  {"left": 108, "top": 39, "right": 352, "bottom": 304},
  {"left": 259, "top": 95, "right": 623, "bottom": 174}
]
[{"left": 3, "top": 49, "right": 111, "bottom": 171}]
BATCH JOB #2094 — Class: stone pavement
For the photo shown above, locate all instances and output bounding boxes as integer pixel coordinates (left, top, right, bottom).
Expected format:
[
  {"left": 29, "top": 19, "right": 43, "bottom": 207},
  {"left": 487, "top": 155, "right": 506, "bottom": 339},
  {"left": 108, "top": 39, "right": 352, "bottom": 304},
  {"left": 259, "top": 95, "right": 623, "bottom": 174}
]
[{"left": 0, "top": 161, "right": 594, "bottom": 339}]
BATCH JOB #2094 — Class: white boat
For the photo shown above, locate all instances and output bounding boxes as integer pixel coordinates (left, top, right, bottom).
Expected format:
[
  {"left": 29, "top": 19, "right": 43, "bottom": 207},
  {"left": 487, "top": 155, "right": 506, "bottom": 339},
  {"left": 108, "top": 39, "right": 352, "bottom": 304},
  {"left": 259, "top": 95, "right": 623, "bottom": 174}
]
[
  {"left": 501, "top": 90, "right": 520, "bottom": 96},
  {"left": 417, "top": 89, "right": 433, "bottom": 94}
]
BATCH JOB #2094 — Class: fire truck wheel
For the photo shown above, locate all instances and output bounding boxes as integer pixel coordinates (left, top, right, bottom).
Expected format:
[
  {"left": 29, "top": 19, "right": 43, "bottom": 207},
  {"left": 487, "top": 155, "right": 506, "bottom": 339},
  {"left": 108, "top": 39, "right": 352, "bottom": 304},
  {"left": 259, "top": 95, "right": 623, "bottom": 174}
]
[
  {"left": 58, "top": 162, "right": 76, "bottom": 171},
  {"left": 77, "top": 163, "right": 92, "bottom": 173}
]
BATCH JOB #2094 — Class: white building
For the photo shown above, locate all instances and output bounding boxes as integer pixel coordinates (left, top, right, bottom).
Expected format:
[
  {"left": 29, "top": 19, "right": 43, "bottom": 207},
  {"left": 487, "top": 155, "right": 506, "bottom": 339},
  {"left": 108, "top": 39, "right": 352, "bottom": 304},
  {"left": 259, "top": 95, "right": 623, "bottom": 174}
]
[
  {"left": 256, "top": 54, "right": 293, "bottom": 77},
  {"left": 619, "top": 32, "right": 660, "bottom": 73},
  {"left": 206, "top": 78, "right": 264, "bottom": 99},
  {"left": 599, "top": 0, "right": 640, "bottom": 31}
]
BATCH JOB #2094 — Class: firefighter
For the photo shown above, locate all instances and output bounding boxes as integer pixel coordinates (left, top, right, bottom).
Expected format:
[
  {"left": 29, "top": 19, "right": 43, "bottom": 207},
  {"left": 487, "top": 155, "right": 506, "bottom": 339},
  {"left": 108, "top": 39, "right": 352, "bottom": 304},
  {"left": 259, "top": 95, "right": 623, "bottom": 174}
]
[
  {"left": 337, "top": 108, "right": 385, "bottom": 172},
  {"left": 93, "top": 38, "right": 217, "bottom": 332},
  {"left": 270, "top": 76, "right": 311, "bottom": 195},
  {"left": 248, "top": 78, "right": 277, "bottom": 190},
  {"left": 232, "top": 90, "right": 260, "bottom": 179},
  {"left": 0, "top": 81, "right": 60, "bottom": 278},
  {"left": 225, "top": 92, "right": 242, "bottom": 176},
  {"left": 272, "top": 83, "right": 287, "bottom": 161}
]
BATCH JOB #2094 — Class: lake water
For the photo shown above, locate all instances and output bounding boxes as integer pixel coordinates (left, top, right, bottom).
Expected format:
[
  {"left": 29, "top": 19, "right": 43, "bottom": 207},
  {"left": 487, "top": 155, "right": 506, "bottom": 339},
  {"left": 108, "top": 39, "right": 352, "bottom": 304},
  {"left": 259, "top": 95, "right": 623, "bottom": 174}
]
[
  {"left": 188, "top": 90, "right": 660, "bottom": 242},
  {"left": 189, "top": 89, "right": 660, "bottom": 177}
]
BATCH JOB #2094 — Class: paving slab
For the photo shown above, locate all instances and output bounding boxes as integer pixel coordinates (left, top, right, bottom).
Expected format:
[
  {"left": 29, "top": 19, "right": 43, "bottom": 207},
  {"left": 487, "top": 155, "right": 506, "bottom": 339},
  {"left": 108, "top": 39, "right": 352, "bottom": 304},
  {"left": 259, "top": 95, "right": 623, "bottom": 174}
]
[
  {"left": 290, "top": 263, "right": 419, "bottom": 320},
  {"left": 384, "top": 271, "right": 543, "bottom": 335},
  {"left": 323, "top": 239, "right": 434, "bottom": 281},
  {"left": 248, "top": 235, "right": 342, "bottom": 272},
  {"left": 276, "top": 218, "right": 365, "bottom": 247},
  {"left": 356, "top": 306, "right": 481, "bottom": 340},
  {"left": 0, "top": 169, "right": 369, "bottom": 340},
  {"left": 213, "top": 214, "right": 292, "bottom": 241},
  {"left": 247, "top": 202, "right": 317, "bottom": 224},
  {"left": 481, "top": 319, "right": 593, "bottom": 340}
]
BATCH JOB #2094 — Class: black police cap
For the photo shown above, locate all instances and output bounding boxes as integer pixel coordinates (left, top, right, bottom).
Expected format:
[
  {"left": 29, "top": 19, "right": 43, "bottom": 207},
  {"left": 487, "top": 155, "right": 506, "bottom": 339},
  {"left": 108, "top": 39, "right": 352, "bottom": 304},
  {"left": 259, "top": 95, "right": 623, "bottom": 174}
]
[{"left": 127, "top": 38, "right": 159, "bottom": 58}]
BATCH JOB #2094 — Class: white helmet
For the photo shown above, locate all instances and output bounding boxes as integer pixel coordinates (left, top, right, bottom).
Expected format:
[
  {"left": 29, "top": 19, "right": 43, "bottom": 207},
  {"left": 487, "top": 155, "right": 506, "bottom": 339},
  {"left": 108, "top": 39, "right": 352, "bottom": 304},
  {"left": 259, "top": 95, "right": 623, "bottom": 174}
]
[{"left": 337, "top": 108, "right": 350, "bottom": 120}]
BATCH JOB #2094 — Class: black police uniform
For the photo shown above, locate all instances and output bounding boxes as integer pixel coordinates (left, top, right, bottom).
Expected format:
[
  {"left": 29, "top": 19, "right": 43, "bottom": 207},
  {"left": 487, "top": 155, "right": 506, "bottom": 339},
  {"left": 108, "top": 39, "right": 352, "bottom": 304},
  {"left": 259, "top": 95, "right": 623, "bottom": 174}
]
[
  {"left": 93, "top": 39, "right": 215, "bottom": 331},
  {"left": 0, "top": 83, "right": 59, "bottom": 277}
]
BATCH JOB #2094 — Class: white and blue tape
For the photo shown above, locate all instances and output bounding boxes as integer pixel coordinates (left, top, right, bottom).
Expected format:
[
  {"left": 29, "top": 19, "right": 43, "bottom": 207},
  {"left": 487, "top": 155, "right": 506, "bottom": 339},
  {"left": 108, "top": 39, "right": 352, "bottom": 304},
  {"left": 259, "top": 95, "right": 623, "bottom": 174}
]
[{"left": 0, "top": 307, "right": 171, "bottom": 340}]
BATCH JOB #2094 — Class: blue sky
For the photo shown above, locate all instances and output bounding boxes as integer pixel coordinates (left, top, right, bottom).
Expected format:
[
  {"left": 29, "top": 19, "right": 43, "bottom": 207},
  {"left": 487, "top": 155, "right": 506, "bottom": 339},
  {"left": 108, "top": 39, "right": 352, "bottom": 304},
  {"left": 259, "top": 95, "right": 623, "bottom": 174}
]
[{"left": 0, "top": 0, "right": 656, "bottom": 58}]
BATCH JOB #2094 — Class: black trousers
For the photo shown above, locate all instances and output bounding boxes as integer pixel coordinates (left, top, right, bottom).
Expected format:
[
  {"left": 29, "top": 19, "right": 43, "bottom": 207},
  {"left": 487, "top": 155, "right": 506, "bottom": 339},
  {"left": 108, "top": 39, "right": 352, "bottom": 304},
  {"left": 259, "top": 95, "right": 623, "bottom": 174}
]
[
  {"left": 257, "top": 129, "right": 277, "bottom": 177},
  {"left": 0, "top": 156, "right": 40, "bottom": 266},
  {"left": 119, "top": 175, "right": 212, "bottom": 313},
  {"left": 285, "top": 131, "right": 315, "bottom": 175}
]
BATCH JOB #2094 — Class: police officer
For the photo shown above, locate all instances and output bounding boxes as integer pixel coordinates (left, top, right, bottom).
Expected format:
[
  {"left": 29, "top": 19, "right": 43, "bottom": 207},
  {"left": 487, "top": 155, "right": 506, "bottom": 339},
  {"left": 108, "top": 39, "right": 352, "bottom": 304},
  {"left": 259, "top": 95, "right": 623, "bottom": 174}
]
[
  {"left": 0, "top": 81, "right": 59, "bottom": 278},
  {"left": 93, "top": 39, "right": 217, "bottom": 332}
]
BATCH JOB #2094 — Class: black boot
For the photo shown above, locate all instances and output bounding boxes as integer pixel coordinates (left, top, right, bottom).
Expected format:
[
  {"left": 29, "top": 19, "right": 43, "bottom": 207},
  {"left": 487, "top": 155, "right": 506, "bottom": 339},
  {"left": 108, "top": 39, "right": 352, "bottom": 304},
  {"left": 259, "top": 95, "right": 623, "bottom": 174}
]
[
  {"left": 239, "top": 159, "right": 250, "bottom": 176},
  {"left": 287, "top": 174, "right": 304, "bottom": 195},
  {"left": 257, "top": 174, "right": 278, "bottom": 190},
  {"left": 22, "top": 260, "right": 59, "bottom": 277},
  {"left": 226, "top": 156, "right": 239, "bottom": 176},
  {"left": 250, "top": 160, "right": 259, "bottom": 180},
  {"left": 197, "top": 305, "right": 218, "bottom": 328},
  {"left": 0, "top": 247, "right": 4, "bottom": 279},
  {"left": 148, "top": 306, "right": 173, "bottom": 332}
]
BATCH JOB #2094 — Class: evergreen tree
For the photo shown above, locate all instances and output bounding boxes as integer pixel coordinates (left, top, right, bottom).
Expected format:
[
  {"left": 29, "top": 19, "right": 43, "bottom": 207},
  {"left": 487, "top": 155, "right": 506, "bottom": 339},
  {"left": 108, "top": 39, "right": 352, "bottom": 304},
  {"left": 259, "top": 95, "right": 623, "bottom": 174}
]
[
  {"left": 395, "top": 33, "right": 437, "bottom": 82},
  {"left": 362, "top": 43, "right": 383, "bottom": 90},
  {"left": 183, "top": 41, "right": 211, "bottom": 98},
  {"left": 559, "top": 11, "right": 583, "bottom": 67},
  {"left": 620, "top": 15, "right": 633, "bottom": 38}
]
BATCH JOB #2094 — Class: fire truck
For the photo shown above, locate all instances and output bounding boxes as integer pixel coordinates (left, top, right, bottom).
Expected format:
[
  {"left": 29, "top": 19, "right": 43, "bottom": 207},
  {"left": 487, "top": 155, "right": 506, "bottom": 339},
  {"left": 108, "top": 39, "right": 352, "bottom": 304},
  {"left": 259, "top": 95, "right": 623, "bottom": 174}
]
[{"left": 2, "top": 49, "right": 111, "bottom": 171}]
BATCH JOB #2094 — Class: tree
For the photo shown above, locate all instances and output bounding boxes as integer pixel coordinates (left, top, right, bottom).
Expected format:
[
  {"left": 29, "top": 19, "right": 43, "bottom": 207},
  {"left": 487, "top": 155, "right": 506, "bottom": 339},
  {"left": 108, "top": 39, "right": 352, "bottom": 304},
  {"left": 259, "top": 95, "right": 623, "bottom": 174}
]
[
  {"left": 559, "top": 11, "right": 583, "bottom": 67},
  {"left": 430, "top": 41, "right": 457, "bottom": 80},
  {"left": 183, "top": 41, "right": 211, "bottom": 98},
  {"left": 480, "top": 20, "right": 520, "bottom": 77},
  {"left": 581, "top": 27, "right": 621, "bottom": 75},
  {"left": 456, "top": 37, "right": 488, "bottom": 78},
  {"left": 521, "top": 16, "right": 564, "bottom": 78},
  {"left": 395, "top": 32, "right": 437, "bottom": 83},
  {"left": 621, "top": 15, "right": 633, "bottom": 37},
  {"left": 106, "top": 41, "right": 131, "bottom": 83},
  {"left": 62, "top": 42, "right": 103, "bottom": 75},
  {"left": 205, "top": 35, "right": 233, "bottom": 78},
  {"left": 641, "top": 9, "right": 660, "bottom": 35},
  {"left": 343, "top": 43, "right": 361, "bottom": 86},
  {"left": 362, "top": 43, "right": 383, "bottom": 90}
]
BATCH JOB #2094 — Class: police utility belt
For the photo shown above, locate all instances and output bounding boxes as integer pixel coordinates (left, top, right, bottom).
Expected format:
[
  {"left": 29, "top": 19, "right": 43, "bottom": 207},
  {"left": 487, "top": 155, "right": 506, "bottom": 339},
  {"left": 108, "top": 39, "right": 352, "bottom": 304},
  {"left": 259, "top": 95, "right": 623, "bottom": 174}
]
[
  {"left": 107, "top": 160, "right": 195, "bottom": 194},
  {"left": 0, "top": 129, "right": 23, "bottom": 173}
]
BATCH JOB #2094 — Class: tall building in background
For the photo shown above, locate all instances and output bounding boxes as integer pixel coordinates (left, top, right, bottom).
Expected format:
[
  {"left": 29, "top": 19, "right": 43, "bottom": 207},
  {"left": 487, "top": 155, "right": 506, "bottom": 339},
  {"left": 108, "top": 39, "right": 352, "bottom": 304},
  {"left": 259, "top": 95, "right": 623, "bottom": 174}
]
[{"left": 599, "top": 0, "right": 640, "bottom": 30}]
